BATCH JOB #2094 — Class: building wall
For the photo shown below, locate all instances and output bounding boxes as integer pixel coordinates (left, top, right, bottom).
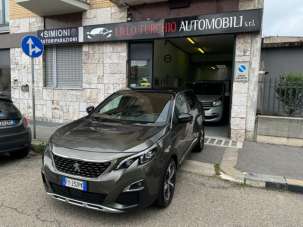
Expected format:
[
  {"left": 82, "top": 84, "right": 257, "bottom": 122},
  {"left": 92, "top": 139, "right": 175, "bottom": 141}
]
[
  {"left": 9, "top": 0, "right": 264, "bottom": 142},
  {"left": 9, "top": 0, "right": 35, "bottom": 20},
  {"left": 9, "top": 2, "right": 128, "bottom": 123},
  {"left": 230, "top": 0, "right": 263, "bottom": 141},
  {"left": 129, "top": 0, "right": 239, "bottom": 21},
  {"left": 262, "top": 47, "right": 303, "bottom": 78}
]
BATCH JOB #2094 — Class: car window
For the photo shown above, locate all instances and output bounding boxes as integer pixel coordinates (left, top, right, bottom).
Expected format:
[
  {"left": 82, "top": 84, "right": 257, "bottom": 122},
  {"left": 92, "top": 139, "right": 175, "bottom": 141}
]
[
  {"left": 99, "top": 95, "right": 122, "bottom": 114},
  {"left": 175, "top": 94, "right": 190, "bottom": 115},
  {"left": 94, "top": 92, "right": 173, "bottom": 125}
]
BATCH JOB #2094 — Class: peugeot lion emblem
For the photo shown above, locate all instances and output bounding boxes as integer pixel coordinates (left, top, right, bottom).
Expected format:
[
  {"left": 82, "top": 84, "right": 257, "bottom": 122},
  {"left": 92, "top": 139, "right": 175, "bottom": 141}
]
[
  {"left": 87, "top": 27, "right": 113, "bottom": 39},
  {"left": 73, "top": 162, "right": 81, "bottom": 172}
]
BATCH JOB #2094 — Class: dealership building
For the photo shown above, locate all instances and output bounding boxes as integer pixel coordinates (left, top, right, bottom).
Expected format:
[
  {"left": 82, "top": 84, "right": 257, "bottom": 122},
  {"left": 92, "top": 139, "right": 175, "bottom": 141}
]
[{"left": 0, "top": 0, "right": 264, "bottom": 142}]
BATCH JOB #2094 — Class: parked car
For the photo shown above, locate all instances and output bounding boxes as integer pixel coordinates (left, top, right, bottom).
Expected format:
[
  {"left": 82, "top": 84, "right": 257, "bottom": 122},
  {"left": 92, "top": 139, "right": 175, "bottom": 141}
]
[
  {"left": 42, "top": 89, "right": 205, "bottom": 213},
  {"left": 0, "top": 97, "right": 31, "bottom": 158},
  {"left": 192, "top": 81, "right": 226, "bottom": 123}
]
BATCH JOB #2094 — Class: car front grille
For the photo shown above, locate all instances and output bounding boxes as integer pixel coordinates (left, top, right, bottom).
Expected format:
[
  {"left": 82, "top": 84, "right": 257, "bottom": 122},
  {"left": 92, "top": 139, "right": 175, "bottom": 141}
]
[
  {"left": 201, "top": 101, "right": 213, "bottom": 109},
  {"left": 53, "top": 154, "right": 111, "bottom": 178},
  {"left": 50, "top": 183, "right": 107, "bottom": 205}
]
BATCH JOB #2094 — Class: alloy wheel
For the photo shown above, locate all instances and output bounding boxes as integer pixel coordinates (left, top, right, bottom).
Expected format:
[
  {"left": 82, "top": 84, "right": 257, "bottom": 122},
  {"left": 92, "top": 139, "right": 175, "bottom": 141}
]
[{"left": 163, "top": 161, "right": 176, "bottom": 202}]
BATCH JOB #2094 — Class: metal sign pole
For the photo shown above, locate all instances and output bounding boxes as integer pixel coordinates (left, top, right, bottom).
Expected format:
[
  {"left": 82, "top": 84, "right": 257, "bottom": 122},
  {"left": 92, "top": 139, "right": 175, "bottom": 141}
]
[
  {"left": 31, "top": 58, "right": 36, "bottom": 139},
  {"left": 21, "top": 35, "right": 44, "bottom": 140}
]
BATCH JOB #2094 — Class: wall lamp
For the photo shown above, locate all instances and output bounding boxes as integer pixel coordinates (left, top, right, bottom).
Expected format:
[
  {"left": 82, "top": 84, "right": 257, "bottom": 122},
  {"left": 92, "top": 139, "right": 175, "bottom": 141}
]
[
  {"left": 197, "top": 47, "right": 205, "bottom": 54},
  {"left": 187, "top": 37, "right": 195, "bottom": 45}
]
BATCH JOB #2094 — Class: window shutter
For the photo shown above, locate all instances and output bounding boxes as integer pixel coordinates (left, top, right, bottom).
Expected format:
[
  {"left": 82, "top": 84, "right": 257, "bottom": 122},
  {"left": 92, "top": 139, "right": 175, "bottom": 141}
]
[
  {"left": 44, "top": 46, "right": 82, "bottom": 88},
  {"left": 44, "top": 47, "right": 54, "bottom": 87},
  {"left": 56, "top": 46, "right": 82, "bottom": 88}
]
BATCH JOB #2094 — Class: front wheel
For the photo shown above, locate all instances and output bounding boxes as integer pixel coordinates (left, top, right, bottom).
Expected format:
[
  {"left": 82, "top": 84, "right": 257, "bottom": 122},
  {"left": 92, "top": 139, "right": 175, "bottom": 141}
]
[{"left": 156, "top": 159, "right": 177, "bottom": 208}]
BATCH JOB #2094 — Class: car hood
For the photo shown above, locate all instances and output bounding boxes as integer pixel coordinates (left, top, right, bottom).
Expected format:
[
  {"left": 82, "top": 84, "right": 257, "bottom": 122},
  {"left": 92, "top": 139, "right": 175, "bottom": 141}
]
[
  {"left": 196, "top": 95, "right": 222, "bottom": 103},
  {"left": 51, "top": 118, "right": 167, "bottom": 154}
]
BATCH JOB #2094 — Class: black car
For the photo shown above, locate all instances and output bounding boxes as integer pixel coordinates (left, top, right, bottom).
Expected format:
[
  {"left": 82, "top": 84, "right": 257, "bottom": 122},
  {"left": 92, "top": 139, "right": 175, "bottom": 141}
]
[
  {"left": 0, "top": 97, "right": 32, "bottom": 158},
  {"left": 42, "top": 89, "right": 205, "bottom": 213}
]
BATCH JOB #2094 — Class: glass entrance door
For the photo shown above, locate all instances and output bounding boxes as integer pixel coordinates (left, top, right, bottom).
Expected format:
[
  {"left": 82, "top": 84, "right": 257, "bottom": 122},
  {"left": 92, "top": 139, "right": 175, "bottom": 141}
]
[{"left": 128, "top": 43, "right": 153, "bottom": 89}]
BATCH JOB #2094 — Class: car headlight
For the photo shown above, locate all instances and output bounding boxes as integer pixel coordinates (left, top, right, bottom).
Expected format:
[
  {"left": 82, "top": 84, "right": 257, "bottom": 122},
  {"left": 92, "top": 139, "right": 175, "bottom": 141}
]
[
  {"left": 212, "top": 100, "right": 223, "bottom": 107},
  {"left": 115, "top": 145, "right": 158, "bottom": 170},
  {"left": 44, "top": 143, "right": 53, "bottom": 154},
  {"left": 42, "top": 143, "right": 52, "bottom": 165}
]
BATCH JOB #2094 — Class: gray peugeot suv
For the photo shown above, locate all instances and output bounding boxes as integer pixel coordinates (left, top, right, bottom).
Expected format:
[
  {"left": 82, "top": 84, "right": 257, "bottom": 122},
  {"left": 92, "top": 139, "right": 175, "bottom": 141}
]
[{"left": 42, "top": 89, "right": 205, "bottom": 213}]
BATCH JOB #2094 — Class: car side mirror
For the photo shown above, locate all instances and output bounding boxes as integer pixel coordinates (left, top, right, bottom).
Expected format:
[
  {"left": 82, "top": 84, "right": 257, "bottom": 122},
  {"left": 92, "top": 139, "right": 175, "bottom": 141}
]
[
  {"left": 178, "top": 113, "right": 193, "bottom": 123},
  {"left": 86, "top": 106, "right": 95, "bottom": 114}
]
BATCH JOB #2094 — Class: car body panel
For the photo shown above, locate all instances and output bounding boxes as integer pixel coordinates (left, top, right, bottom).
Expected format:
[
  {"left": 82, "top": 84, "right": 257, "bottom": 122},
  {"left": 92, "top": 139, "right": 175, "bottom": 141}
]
[
  {"left": 0, "top": 99, "right": 32, "bottom": 154},
  {"left": 51, "top": 118, "right": 167, "bottom": 153}
]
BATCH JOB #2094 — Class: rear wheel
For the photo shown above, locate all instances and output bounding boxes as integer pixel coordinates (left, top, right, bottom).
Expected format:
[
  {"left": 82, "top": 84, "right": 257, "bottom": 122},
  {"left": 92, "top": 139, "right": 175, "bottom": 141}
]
[
  {"left": 10, "top": 147, "right": 30, "bottom": 159},
  {"left": 156, "top": 159, "right": 177, "bottom": 208}
]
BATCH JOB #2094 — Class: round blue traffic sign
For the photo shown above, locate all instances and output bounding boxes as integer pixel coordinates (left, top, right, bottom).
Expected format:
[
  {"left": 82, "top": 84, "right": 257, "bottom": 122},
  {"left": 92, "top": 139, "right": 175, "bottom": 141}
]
[
  {"left": 238, "top": 64, "right": 247, "bottom": 73},
  {"left": 21, "top": 35, "right": 44, "bottom": 58}
]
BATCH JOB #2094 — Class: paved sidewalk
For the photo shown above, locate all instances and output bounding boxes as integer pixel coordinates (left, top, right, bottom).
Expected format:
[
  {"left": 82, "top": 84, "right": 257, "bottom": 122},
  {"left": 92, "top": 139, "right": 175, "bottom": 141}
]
[
  {"left": 30, "top": 120, "right": 64, "bottom": 141},
  {"left": 188, "top": 145, "right": 225, "bottom": 164},
  {"left": 236, "top": 141, "right": 303, "bottom": 180}
]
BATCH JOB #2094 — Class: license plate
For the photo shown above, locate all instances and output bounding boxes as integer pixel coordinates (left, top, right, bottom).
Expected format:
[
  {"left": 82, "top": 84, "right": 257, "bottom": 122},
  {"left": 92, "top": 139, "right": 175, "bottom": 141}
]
[
  {"left": 61, "top": 176, "right": 88, "bottom": 191},
  {"left": 0, "top": 120, "right": 16, "bottom": 127}
]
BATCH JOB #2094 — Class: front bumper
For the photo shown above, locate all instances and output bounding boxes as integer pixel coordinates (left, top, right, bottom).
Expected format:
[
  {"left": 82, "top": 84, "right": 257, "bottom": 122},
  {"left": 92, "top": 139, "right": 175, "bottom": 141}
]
[
  {"left": 41, "top": 149, "right": 163, "bottom": 213},
  {"left": 47, "top": 192, "right": 125, "bottom": 213},
  {"left": 204, "top": 106, "right": 223, "bottom": 123}
]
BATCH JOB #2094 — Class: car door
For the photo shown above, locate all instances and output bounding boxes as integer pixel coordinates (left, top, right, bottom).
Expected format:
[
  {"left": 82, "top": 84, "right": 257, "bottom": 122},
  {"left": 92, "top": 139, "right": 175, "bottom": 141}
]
[{"left": 172, "top": 93, "right": 193, "bottom": 163}]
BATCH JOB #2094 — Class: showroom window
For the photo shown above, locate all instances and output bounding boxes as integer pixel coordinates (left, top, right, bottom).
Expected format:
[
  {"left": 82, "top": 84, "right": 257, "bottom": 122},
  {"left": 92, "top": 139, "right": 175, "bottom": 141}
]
[
  {"left": 128, "top": 43, "right": 153, "bottom": 89},
  {"left": 44, "top": 46, "right": 82, "bottom": 88},
  {"left": 0, "top": 0, "right": 9, "bottom": 27}
]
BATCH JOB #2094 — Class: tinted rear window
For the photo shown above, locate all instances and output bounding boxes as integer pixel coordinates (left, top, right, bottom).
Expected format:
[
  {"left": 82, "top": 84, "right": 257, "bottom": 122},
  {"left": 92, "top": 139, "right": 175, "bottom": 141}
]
[{"left": 0, "top": 100, "right": 21, "bottom": 119}]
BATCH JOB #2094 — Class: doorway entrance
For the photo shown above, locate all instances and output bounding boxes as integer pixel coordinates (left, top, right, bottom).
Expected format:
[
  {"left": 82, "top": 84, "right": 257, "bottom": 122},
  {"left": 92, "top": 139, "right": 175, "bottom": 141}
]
[{"left": 128, "top": 35, "right": 235, "bottom": 141}]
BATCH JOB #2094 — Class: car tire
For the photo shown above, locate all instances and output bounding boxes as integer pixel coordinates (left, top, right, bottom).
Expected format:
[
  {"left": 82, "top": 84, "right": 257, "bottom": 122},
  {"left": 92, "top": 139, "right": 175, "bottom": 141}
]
[
  {"left": 10, "top": 147, "right": 30, "bottom": 159},
  {"left": 156, "top": 159, "right": 177, "bottom": 208},
  {"left": 193, "top": 126, "right": 205, "bottom": 153}
]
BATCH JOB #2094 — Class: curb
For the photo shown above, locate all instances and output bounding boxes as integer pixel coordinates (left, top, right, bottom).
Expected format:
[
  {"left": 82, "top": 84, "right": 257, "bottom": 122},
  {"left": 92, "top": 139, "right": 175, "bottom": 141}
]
[{"left": 218, "top": 147, "right": 303, "bottom": 193}]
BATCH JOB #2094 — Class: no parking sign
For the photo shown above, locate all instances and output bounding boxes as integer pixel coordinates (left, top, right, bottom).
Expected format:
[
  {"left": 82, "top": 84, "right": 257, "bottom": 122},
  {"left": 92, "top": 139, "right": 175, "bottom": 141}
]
[{"left": 235, "top": 62, "right": 249, "bottom": 82}]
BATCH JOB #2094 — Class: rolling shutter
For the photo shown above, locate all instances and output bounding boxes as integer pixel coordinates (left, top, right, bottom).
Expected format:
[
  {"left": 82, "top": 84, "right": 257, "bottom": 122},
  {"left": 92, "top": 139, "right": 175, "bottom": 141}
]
[{"left": 44, "top": 46, "right": 82, "bottom": 88}]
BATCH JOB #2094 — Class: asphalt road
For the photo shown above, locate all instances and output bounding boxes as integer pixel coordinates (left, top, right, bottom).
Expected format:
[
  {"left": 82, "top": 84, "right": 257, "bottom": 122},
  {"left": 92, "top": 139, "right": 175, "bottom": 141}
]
[{"left": 1, "top": 152, "right": 303, "bottom": 227}]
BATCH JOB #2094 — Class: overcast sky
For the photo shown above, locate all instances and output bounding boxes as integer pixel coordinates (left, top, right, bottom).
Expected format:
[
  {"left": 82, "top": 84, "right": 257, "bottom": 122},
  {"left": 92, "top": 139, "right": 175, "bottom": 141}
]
[{"left": 263, "top": 0, "right": 303, "bottom": 37}]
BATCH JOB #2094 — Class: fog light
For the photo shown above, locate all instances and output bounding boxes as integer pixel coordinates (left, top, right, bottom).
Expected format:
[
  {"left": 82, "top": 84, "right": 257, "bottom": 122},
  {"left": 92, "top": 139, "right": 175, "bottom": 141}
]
[{"left": 123, "top": 180, "right": 144, "bottom": 192}]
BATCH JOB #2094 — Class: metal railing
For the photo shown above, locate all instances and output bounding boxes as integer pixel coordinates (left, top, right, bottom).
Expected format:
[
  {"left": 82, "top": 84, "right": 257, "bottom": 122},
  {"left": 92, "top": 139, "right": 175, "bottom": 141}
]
[{"left": 258, "top": 75, "right": 303, "bottom": 117}]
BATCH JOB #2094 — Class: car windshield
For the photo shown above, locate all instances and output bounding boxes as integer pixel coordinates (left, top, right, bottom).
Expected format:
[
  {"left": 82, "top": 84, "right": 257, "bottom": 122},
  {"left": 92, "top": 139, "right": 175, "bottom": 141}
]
[
  {"left": 193, "top": 83, "right": 224, "bottom": 95},
  {"left": 93, "top": 92, "right": 173, "bottom": 125}
]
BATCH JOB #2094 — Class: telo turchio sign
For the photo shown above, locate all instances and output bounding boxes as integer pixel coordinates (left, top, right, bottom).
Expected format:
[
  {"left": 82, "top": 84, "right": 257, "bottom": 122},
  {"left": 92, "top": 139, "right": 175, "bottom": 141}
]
[{"left": 38, "top": 9, "right": 262, "bottom": 45}]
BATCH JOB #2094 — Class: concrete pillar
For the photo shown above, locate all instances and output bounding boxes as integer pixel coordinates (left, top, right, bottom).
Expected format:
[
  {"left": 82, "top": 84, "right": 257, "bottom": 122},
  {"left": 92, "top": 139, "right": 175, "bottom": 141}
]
[{"left": 230, "top": 0, "right": 264, "bottom": 141}]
